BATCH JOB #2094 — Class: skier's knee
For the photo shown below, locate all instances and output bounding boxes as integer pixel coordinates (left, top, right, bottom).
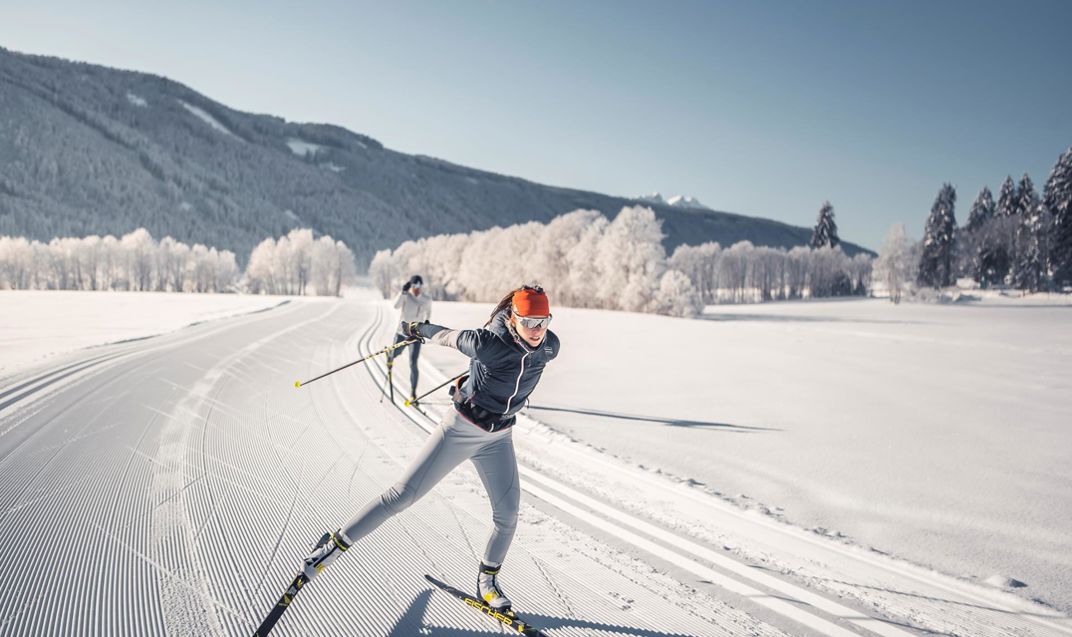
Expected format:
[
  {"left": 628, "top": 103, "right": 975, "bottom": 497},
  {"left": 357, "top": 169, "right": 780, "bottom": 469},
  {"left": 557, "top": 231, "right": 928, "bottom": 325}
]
[
  {"left": 491, "top": 499, "right": 519, "bottom": 533},
  {"left": 381, "top": 484, "right": 417, "bottom": 513}
]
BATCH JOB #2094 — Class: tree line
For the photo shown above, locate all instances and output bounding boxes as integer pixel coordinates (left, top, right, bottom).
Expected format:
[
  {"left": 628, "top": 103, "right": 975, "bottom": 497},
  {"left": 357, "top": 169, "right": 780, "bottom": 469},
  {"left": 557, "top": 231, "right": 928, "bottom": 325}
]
[
  {"left": 370, "top": 206, "right": 871, "bottom": 317},
  {"left": 0, "top": 227, "right": 355, "bottom": 296},
  {"left": 876, "top": 146, "right": 1072, "bottom": 300}
]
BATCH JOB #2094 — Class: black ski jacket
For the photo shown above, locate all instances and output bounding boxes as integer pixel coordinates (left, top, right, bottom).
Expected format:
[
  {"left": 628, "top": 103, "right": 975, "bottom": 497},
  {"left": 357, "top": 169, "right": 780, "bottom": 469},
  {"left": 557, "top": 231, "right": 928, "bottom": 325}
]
[{"left": 415, "top": 310, "right": 559, "bottom": 425}]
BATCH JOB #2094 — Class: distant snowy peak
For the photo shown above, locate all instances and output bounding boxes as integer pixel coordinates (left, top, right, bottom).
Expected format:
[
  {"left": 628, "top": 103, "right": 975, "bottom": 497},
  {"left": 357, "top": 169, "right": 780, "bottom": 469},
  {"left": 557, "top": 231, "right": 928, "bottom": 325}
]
[
  {"left": 636, "top": 192, "right": 667, "bottom": 205},
  {"left": 666, "top": 195, "right": 710, "bottom": 210},
  {"left": 634, "top": 192, "right": 710, "bottom": 210}
]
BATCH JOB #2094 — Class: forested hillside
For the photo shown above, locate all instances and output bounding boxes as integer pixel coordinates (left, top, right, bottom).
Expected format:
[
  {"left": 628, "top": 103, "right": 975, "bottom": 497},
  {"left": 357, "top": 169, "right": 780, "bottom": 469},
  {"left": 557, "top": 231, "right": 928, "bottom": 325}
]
[{"left": 0, "top": 47, "right": 870, "bottom": 267}]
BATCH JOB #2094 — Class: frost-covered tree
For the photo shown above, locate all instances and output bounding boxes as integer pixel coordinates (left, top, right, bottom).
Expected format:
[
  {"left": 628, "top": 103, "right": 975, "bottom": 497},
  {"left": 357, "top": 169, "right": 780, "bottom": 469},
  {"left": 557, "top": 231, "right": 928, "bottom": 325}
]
[
  {"left": 121, "top": 228, "right": 155, "bottom": 291},
  {"left": 806, "top": 246, "right": 846, "bottom": 297},
  {"left": 918, "top": 183, "right": 957, "bottom": 288},
  {"left": 368, "top": 249, "right": 400, "bottom": 298},
  {"left": 311, "top": 237, "right": 357, "bottom": 296},
  {"left": 650, "top": 269, "right": 703, "bottom": 317},
  {"left": 565, "top": 215, "right": 610, "bottom": 308},
  {"left": 0, "top": 228, "right": 240, "bottom": 292},
  {"left": 873, "top": 224, "right": 915, "bottom": 303},
  {"left": 369, "top": 206, "right": 869, "bottom": 312},
  {"left": 158, "top": 236, "right": 190, "bottom": 292},
  {"left": 848, "top": 252, "right": 874, "bottom": 296},
  {"left": 810, "top": 201, "right": 840, "bottom": 249},
  {"left": 532, "top": 209, "right": 603, "bottom": 308},
  {"left": 245, "top": 238, "right": 278, "bottom": 295},
  {"left": 717, "top": 241, "right": 751, "bottom": 302},
  {"left": 367, "top": 207, "right": 703, "bottom": 316},
  {"left": 669, "top": 242, "right": 721, "bottom": 304},
  {"left": 287, "top": 228, "right": 316, "bottom": 296},
  {"left": 243, "top": 228, "right": 354, "bottom": 296},
  {"left": 1044, "top": 147, "right": 1072, "bottom": 287},
  {"left": 0, "top": 236, "right": 34, "bottom": 289},
  {"left": 594, "top": 206, "right": 666, "bottom": 312}
]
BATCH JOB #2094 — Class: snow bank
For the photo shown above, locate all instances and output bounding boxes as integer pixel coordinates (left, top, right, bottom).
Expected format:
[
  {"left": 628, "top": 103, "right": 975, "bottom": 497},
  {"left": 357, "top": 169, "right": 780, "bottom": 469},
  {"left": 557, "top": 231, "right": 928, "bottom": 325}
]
[{"left": 0, "top": 290, "right": 291, "bottom": 375}]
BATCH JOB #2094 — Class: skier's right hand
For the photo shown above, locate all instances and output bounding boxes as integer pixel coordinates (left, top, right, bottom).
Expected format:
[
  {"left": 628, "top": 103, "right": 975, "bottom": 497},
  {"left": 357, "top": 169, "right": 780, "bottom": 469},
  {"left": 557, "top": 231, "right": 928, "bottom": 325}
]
[
  {"left": 400, "top": 321, "right": 424, "bottom": 342},
  {"left": 402, "top": 281, "right": 411, "bottom": 293}
]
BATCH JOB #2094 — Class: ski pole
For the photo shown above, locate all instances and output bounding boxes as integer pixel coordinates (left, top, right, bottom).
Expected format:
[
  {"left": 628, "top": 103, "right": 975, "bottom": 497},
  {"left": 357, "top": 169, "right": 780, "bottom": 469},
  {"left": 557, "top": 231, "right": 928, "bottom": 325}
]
[
  {"left": 405, "top": 371, "right": 466, "bottom": 407},
  {"left": 294, "top": 339, "right": 418, "bottom": 388},
  {"left": 387, "top": 359, "right": 395, "bottom": 402}
]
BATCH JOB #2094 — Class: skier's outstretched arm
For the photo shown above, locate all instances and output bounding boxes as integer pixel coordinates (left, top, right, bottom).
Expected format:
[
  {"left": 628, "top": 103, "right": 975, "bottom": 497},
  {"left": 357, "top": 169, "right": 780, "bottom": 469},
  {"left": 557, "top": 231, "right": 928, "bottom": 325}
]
[{"left": 400, "top": 321, "right": 481, "bottom": 358}]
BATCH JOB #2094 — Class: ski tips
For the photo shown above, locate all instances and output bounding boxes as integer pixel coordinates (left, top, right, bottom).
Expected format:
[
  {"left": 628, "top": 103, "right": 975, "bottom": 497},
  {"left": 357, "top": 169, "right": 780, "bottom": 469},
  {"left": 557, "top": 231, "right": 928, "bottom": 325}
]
[{"left": 294, "top": 380, "right": 301, "bottom": 388}]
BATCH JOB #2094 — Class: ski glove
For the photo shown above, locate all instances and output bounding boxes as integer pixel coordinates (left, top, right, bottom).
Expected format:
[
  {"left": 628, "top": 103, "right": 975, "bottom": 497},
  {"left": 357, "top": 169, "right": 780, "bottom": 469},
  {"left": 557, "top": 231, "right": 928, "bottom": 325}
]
[
  {"left": 400, "top": 321, "right": 424, "bottom": 342},
  {"left": 402, "top": 281, "right": 411, "bottom": 293}
]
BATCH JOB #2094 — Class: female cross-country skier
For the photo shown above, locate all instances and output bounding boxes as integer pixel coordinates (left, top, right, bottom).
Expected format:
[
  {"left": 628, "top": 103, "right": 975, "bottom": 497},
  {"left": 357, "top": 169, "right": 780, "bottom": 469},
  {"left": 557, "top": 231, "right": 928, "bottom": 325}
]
[
  {"left": 388, "top": 274, "right": 432, "bottom": 402},
  {"left": 303, "top": 284, "right": 559, "bottom": 611}
]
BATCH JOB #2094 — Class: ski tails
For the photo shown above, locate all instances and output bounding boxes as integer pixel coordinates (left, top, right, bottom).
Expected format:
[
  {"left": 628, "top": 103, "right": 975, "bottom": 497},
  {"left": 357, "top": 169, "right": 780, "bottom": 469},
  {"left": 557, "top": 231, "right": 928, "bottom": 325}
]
[
  {"left": 425, "top": 574, "right": 548, "bottom": 636},
  {"left": 253, "top": 571, "right": 308, "bottom": 637}
]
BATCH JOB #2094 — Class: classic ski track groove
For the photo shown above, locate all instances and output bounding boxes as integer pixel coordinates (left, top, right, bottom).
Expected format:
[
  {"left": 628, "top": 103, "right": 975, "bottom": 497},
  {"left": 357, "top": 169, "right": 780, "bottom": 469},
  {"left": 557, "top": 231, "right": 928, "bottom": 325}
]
[
  {"left": 0, "top": 300, "right": 309, "bottom": 427},
  {"left": 0, "top": 299, "right": 322, "bottom": 636}
]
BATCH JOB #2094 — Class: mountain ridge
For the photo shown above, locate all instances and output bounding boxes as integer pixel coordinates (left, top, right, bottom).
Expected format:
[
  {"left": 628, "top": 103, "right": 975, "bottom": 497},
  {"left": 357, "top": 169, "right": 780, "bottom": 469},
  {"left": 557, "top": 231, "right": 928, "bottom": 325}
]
[{"left": 0, "top": 47, "right": 873, "bottom": 266}]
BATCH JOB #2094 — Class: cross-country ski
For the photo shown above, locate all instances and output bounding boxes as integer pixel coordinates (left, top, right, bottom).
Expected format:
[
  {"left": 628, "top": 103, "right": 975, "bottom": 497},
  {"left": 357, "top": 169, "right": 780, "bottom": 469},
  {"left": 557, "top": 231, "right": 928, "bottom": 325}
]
[{"left": 424, "top": 574, "right": 549, "bottom": 637}]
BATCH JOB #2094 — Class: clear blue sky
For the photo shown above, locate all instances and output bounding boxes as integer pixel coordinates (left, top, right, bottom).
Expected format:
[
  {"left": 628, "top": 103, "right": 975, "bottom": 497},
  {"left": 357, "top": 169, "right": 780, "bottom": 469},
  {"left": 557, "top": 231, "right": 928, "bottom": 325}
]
[{"left": 3, "top": 0, "right": 1070, "bottom": 250}]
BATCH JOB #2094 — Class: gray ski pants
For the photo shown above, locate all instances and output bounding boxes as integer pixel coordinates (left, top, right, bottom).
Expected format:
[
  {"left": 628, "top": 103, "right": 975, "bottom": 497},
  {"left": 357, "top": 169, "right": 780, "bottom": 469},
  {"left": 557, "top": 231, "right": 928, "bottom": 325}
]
[
  {"left": 341, "top": 407, "right": 520, "bottom": 566},
  {"left": 387, "top": 331, "right": 422, "bottom": 396}
]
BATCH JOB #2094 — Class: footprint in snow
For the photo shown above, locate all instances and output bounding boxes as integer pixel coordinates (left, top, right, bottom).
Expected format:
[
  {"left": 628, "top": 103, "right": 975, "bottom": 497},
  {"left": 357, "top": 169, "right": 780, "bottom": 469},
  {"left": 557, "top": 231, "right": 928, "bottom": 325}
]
[{"left": 985, "top": 574, "right": 1027, "bottom": 588}]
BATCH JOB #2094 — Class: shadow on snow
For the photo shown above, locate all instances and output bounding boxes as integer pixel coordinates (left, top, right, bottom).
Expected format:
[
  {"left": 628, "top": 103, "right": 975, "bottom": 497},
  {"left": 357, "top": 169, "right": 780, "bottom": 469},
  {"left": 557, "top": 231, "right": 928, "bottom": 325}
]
[
  {"left": 386, "top": 589, "right": 708, "bottom": 637},
  {"left": 526, "top": 404, "right": 779, "bottom": 433}
]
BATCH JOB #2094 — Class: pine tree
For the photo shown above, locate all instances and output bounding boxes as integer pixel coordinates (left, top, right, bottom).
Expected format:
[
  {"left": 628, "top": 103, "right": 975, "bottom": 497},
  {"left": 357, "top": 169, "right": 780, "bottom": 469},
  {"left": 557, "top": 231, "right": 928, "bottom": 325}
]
[
  {"left": 996, "top": 176, "right": 1018, "bottom": 218},
  {"left": 962, "top": 186, "right": 995, "bottom": 282},
  {"left": 1016, "top": 173, "right": 1038, "bottom": 218},
  {"left": 965, "top": 186, "right": 995, "bottom": 232},
  {"left": 976, "top": 240, "right": 1010, "bottom": 288},
  {"left": 810, "top": 201, "right": 840, "bottom": 249},
  {"left": 1012, "top": 201, "right": 1049, "bottom": 292},
  {"left": 1045, "top": 147, "right": 1072, "bottom": 287},
  {"left": 918, "top": 183, "right": 957, "bottom": 288}
]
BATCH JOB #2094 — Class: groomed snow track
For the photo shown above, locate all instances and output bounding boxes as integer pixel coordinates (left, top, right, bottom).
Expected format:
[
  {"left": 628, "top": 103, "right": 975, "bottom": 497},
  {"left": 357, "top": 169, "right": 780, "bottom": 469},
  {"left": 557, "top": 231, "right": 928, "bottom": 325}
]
[{"left": 0, "top": 293, "right": 1068, "bottom": 637}]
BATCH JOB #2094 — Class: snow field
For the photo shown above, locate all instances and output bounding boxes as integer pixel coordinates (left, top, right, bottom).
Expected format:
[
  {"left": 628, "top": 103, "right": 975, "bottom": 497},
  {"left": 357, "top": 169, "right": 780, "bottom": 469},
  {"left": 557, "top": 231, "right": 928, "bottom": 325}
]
[{"left": 417, "top": 295, "right": 1072, "bottom": 620}]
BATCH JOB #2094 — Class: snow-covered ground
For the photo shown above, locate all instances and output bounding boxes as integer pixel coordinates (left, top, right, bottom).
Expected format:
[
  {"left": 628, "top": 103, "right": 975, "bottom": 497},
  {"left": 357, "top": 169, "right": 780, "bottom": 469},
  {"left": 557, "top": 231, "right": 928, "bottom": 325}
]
[
  {"left": 419, "top": 294, "right": 1072, "bottom": 615},
  {"left": 0, "top": 290, "right": 290, "bottom": 376},
  {"left": 2, "top": 287, "right": 1070, "bottom": 636}
]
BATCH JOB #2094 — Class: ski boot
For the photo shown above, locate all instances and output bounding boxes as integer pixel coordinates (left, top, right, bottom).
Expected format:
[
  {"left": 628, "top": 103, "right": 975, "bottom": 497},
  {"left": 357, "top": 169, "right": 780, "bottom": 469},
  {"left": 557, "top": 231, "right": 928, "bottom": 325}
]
[
  {"left": 302, "top": 529, "right": 352, "bottom": 581},
  {"left": 477, "top": 562, "right": 512, "bottom": 611}
]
